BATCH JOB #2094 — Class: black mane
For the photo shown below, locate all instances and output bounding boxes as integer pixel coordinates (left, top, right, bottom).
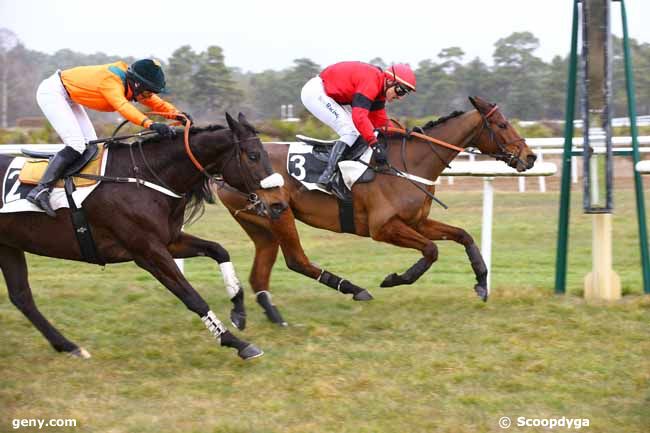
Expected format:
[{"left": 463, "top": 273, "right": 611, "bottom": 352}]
[
  {"left": 421, "top": 111, "right": 465, "bottom": 129},
  {"left": 139, "top": 124, "right": 229, "bottom": 225},
  {"left": 140, "top": 124, "right": 227, "bottom": 145}
]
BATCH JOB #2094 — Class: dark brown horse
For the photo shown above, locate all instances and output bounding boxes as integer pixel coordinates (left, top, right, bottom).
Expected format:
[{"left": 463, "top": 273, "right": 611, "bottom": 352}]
[
  {"left": 217, "top": 97, "right": 537, "bottom": 325},
  {"left": 0, "top": 113, "right": 285, "bottom": 360}
]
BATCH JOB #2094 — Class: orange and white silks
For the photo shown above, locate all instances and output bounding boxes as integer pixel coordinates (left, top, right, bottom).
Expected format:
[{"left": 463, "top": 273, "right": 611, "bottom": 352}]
[{"left": 59, "top": 61, "right": 179, "bottom": 128}]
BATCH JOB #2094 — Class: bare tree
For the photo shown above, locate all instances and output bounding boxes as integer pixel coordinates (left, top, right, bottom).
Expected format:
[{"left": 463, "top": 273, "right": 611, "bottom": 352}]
[{"left": 0, "top": 28, "right": 19, "bottom": 128}]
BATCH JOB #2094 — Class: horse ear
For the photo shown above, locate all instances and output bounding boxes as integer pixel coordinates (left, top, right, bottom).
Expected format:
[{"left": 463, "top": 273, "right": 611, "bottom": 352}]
[
  {"left": 225, "top": 112, "right": 240, "bottom": 133},
  {"left": 468, "top": 96, "right": 478, "bottom": 109},
  {"left": 238, "top": 112, "right": 257, "bottom": 133}
]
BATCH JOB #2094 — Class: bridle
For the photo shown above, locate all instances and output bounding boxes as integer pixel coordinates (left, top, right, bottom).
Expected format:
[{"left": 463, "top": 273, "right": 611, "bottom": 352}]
[
  {"left": 469, "top": 105, "right": 528, "bottom": 168},
  {"left": 107, "top": 113, "right": 270, "bottom": 197}
]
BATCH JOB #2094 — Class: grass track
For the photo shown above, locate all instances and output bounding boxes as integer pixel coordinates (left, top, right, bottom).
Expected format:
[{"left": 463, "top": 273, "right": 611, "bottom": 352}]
[{"left": 1, "top": 190, "right": 649, "bottom": 433}]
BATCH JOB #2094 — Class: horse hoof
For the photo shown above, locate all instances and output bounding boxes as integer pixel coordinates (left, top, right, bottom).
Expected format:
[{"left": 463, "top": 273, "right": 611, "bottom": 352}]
[
  {"left": 238, "top": 344, "right": 264, "bottom": 360},
  {"left": 69, "top": 347, "right": 91, "bottom": 359},
  {"left": 353, "top": 290, "right": 374, "bottom": 301},
  {"left": 230, "top": 310, "right": 247, "bottom": 331},
  {"left": 380, "top": 273, "right": 404, "bottom": 287},
  {"left": 474, "top": 284, "right": 488, "bottom": 302}
]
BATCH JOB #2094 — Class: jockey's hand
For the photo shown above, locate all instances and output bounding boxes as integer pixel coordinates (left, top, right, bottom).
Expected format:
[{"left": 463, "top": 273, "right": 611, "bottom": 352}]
[
  {"left": 176, "top": 112, "right": 194, "bottom": 125},
  {"left": 371, "top": 142, "right": 388, "bottom": 165},
  {"left": 149, "top": 122, "right": 176, "bottom": 138}
]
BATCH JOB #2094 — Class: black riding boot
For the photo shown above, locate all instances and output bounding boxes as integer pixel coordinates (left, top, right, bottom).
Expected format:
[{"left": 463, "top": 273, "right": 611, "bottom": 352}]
[
  {"left": 316, "top": 140, "right": 347, "bottom": 190},
  {"left": 26, "top": 146, "right": 82, "bottom": 218}
]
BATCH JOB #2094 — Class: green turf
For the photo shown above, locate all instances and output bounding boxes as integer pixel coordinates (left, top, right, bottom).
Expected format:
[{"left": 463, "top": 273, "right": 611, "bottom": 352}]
[{"left": 1, "top": 190, "right": 649, "bottom": 433}]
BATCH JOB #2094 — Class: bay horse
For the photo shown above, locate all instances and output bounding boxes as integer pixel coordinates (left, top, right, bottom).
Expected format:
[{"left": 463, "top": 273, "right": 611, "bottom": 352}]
[
  {"left": 216, "top": 97, "right": 537, "bottom": 325},
  {"left": 0, "top": 113, "right": 285, "bottom": 360}
]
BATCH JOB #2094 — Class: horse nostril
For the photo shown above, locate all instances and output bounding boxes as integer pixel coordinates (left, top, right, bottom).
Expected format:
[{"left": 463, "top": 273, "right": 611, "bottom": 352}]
[{"left": 527, "top": 154, "right": 537, "bottom": 167}]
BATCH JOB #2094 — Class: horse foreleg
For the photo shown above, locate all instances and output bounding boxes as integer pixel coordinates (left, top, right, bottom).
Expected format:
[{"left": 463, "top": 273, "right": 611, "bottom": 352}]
[
  {"left": 372, "top": 217, "right": 438, "bottom": 288},
  {"left": 0, "top": 245, "right": 90, "bottom": 358},
  {"left": 167, "top": 233, "right": 247, "bottom": 330},
  {"left": 268, "top": 207, "right": 373, "bottom": 301},
  {"left": 133, "top": 244, "right": 262, "bottom": 360},
  {"left": 234, "top": 217, "right": 287, "bottom": 326},
  {"left": 416, "top": 218, "right": 488, "bottom": 301}
]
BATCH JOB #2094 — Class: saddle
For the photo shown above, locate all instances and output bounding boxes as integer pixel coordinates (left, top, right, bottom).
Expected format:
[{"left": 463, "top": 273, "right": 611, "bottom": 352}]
[
  {"left": 19, "top": 143, "right": 105, "bottom": 188},
  {"left": 288, "top": 135, "right": 376, "bottom": 201}
]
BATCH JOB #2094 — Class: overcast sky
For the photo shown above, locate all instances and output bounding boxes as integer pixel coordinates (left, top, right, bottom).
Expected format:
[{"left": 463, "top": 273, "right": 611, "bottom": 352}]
[{"left": 2, "top": 0, "right": 649, "bottom": 72}]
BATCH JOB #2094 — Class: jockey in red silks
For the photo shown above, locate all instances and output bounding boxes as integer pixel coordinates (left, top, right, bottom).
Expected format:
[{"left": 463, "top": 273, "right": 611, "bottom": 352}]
[
  {"left": 300, "top": 61, "right": 416, "bottom": 190},
  {"left": 27, "top": 59, "right": 192, "bottom": 217}
]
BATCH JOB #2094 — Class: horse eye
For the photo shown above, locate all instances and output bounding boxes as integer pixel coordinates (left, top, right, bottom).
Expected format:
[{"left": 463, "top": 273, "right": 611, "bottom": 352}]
[
  {"left": 248, "top": 152, "right": 260, "bottom": 161},
  {"left": 498, "top": 123, "right": 507, "bottom": 130}
]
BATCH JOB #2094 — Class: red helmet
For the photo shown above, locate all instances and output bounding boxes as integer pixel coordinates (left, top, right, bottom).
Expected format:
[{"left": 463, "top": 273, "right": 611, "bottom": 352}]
[{"left": 384, "top": 63, "right": 416, "bottom": 92}]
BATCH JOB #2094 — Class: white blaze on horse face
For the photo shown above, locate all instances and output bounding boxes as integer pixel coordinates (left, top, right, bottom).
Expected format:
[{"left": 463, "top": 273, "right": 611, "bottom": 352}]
[
  {"left": 219, "top": 262, "right": 241, "bottom": 299},
  {"left": 260, "top": 173, "right": 285, "bottom": 189}
]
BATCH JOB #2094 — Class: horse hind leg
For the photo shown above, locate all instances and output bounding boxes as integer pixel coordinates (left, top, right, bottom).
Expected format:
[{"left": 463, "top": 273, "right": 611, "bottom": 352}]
[
  {"left": 0, "top": 245, "right": 90, "bottom": 358},
  {"left": 236, "top": 217, "right": 288, "bottom": 326}
]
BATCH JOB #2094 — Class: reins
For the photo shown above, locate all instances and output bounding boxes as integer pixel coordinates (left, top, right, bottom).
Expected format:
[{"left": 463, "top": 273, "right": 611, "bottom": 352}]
[{"left": 370, "top": 105, "right": 523, "bottom": 209}]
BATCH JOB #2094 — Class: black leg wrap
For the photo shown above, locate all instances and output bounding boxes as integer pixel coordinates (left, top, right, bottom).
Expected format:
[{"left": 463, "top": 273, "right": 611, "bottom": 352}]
[
  {"left": 319, "top": 271, "right": 373, "bottom": 300},
  {"left": 230, "top": 289, "right": 247, "bottom": 331},
  {"left": 466, "top": 244, "right": 488, "bottom": 302},
  {"left": 466, "top": 244, "right": 488, "bottom": 283},
  {"left": 256, "top": 291, "right": 287, "bottom": 326}
]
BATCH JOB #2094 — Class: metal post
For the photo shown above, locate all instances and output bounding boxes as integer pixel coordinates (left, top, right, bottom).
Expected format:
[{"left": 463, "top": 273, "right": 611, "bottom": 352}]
[
  {"left": 620, "top": 0, "right": 650, "bottom": 293},
  {"left": 555, "top": 0, "right": 580, "bottom": 294}
]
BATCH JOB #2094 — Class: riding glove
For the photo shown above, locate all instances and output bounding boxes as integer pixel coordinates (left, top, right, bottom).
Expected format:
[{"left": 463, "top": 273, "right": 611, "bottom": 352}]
[
  {"left": 371, "top": 142, "right": 388, "bottom": 165},
  {"left": 176, "top": 112, "right": 194, "bottom": 125},
  {"left": 149, "top": 122, "right": 176, "bottom": 137}
]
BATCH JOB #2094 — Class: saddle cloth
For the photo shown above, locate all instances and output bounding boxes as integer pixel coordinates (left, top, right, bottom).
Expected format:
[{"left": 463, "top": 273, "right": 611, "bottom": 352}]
[
  {"left": 286, "top": 141, "right": 373, "bottom": 194},
  {"left": 19, "top": 145, "right": 106, "bottom": 187},
  {"left": 1, "top": 146, "right": 109, "bottom": 214}
]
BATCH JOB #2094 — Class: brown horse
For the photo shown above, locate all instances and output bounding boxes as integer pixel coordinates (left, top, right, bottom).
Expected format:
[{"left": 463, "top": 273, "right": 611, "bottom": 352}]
[
  {"left": 216, "top": 97, "right": 537, "bottom": 325},
  {"left": 0, "top": 113, "right": 285, "bottom": 360}
]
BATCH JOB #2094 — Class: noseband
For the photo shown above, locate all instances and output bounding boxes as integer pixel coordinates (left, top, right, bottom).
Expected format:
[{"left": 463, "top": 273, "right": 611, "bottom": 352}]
[{"left": 471, "top": 105, "right": 528, "bottom": 167}]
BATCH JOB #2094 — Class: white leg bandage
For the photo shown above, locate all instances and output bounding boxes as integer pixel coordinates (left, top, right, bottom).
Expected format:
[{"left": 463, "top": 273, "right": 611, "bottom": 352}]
[
  {"left": 219, "top": 262, "right": 241, "bottom": 299},
  {"left": 201, "top": 310, "right": 227, "bottom": 342}
]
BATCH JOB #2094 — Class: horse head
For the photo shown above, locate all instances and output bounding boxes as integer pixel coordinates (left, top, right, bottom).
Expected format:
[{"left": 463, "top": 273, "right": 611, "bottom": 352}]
[
  {"left": 468, "top": 96, "right": 537, "bottom": 172},
  {"left": 224, "top": 112, "right": 287, "bottom": 217}
]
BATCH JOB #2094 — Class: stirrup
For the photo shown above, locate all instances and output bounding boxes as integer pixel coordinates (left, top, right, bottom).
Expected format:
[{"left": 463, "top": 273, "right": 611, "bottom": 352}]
[{"left": 27, "top": 186, "right": 56, "bottom": 217}]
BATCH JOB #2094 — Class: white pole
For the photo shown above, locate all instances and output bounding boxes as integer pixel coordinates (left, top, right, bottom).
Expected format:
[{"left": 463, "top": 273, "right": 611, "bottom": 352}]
[
  {"left": 175, "top": 258, "right": 184, "bottom": 274},
  {"left": 175, "top": 225, "right": 185, "bottom": 274},
  {"left": 537, "top": 150, "right": 547, "bottom": 192},
  {"left": 481, "top": 177, "right": 494, "bottom": 293},
  {"left": 518, "top": 177, "right": 526, "bottom": 192}
]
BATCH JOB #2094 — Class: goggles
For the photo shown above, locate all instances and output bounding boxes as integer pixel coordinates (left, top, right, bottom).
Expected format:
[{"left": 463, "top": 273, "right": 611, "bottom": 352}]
[{"left": 394, "top": 84, "right": 411, "bottom": 97}]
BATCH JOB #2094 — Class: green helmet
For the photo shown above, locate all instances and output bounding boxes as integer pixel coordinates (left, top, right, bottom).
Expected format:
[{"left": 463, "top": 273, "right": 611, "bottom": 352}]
[{"left": 126, "top": 59, "right": 166, "bottom": 94}]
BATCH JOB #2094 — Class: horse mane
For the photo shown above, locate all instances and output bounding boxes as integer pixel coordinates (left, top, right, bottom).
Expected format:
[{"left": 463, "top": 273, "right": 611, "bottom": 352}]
[
  {"left": 420, "top": 110, "right": 466, "bottom": 129},
  {"left": 139, "top": 124, "right": 228, "bottom": 225},
  {"left": 140, "top": 124, "right": 228, "bottom": 145}
]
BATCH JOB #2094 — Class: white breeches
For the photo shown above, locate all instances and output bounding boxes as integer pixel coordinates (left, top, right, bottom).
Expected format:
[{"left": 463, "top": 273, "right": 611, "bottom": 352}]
[
  {"left": 300, "top": 76, "right": 359, "bottom": 146},
  {"left": 36, "top": 71, "right": 97, "bottom": 152}
]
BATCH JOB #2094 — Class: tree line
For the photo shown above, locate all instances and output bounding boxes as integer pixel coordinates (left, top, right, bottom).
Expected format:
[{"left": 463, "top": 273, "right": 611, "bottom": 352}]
[{"left": 1, "top": 28, "right": 649, "bottom": 128}]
